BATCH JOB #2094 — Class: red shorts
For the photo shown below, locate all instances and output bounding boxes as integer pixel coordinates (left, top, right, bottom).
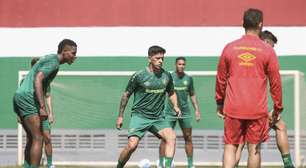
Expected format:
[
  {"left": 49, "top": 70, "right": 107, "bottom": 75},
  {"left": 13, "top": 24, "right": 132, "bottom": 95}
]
[{"left": 224, "top": 116, "right": 269, "bottom": 144}]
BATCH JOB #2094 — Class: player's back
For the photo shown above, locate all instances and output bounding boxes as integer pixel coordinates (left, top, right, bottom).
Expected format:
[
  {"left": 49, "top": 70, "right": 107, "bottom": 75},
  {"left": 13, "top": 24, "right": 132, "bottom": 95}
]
[
  {"left": 220, "top": 34, "right": 278, "bottom": 119},
  {"left": 16, "top": 54, "right": 59, "bottom": 97}
]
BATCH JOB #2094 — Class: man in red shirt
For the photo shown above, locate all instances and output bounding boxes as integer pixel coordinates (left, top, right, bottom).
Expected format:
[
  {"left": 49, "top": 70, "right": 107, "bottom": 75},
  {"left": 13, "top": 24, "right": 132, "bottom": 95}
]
[
  {"left": 234, "top": 30, "right": 295, "bottom": 168},
  {"left": 215, "top": 8, "right": 283, "bottom": 168}
]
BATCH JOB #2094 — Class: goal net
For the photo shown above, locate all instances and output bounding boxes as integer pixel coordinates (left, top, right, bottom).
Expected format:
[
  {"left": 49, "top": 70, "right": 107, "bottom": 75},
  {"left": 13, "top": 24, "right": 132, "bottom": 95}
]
[{"left": 17, "top": 70, "right": 306, "bottom": 167}]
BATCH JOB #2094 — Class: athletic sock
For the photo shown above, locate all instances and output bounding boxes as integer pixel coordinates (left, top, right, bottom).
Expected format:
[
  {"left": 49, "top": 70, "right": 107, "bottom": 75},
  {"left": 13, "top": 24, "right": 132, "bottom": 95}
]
[
  {"left": 159, "top": 156, "right": 165, "bottom": 167},
  {"left": 165, "top": 157, "right": 173, "bottom": 168},
  {"left": 117, "top": 160, "right": 125, "bottom": 168},
  {"left": 282, "top": 153, "right": 295, "bottom": 168},
  {"left": 47, "top": 155, "right": 53, "bottom": 167},
  {"left": 187, "top": 155, "right": 193, "bottom": 168},
  {"left": 23, "top": 160, "right": 30, "bottom": 168},
  {"left": 29, "top": 165, "right": 39, "bottom": 168}
]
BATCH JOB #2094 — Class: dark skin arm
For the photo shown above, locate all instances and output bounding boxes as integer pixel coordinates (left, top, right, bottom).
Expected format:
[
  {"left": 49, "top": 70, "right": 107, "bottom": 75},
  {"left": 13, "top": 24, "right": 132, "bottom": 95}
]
[
  {"left": 116, "top": 91, "right": 132, "bottom": 130},
  {"left": 34, "top": 72, "right": 48, "bottom": 120}
]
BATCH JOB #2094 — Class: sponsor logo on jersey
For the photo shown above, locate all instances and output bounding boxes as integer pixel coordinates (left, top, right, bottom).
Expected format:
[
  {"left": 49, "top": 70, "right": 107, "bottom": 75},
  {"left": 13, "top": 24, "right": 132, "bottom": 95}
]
[{"left": 238, "top": 52, "right": 256, "bottom": 66}]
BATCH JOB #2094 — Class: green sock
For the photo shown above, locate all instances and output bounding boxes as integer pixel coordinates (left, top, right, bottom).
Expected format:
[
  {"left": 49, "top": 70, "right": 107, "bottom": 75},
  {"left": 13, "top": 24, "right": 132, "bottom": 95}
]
[
  {"left": 159, "top": 156, "right": 165, "bottom": 167},
  {"left": 187, "top": 155, "right": 193, "bottom": 168},
  {"left": 47, "top": 155, "right": 52, "bottom": 167},
  {"left": 30, "top": 165, "right": 39, "bottom": 168},
  {"left": 117, "top": 160, "right": 125, "bottom": 168},
  {"left": 23, "top": 160, "right": 30, "bottom": 168},
  {"left": 165, "top": 157, "right": 173, "bottom": 168},
  {"left": 282, "top": 153, "right": 294, "bottom": 168}
]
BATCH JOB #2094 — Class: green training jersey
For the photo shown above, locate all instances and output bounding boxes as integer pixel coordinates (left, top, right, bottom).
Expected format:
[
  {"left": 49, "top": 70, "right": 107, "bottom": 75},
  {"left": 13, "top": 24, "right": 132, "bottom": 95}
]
[
  {"left": 16, "top": 54, "right": 59, "bottom": 106},
  {"left": 125, "top": 67, "right": 174, "bottom": 119},
  {"left": 164, "top": 72, "right": 194, "bottom": 118}
]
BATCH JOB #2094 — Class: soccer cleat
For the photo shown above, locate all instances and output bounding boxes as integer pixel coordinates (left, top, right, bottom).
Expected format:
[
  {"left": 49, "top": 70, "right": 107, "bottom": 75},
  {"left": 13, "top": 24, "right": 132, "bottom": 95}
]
[{"left": 48, "top": 165, "right": 55, "bottom": 168}]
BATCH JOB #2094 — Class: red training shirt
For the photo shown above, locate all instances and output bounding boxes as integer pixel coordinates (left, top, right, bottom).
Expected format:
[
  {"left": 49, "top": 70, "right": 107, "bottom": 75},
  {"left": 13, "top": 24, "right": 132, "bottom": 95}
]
[{"left": 215, "top": 34, "right": 283, "bottom": 119}]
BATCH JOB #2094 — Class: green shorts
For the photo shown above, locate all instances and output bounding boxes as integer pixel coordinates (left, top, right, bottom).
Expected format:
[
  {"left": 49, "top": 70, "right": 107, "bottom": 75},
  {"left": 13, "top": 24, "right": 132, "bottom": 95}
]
[
  {"left": 166, "top": 116, "right": 192, "bottom": 129},
  {"left": 41, "top": 119, "right": 51, "bottom": 131},
  {"left": 128, "top": 114, "right": 171, "bottom": 139},
  {"left": 13, "top": 93, "right": 39, "bottom": 119}
]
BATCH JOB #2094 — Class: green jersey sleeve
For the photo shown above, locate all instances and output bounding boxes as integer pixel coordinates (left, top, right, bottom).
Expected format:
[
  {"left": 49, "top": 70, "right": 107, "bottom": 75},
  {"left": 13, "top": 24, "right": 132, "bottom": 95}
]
[
  {"left": 125, "top": 72, "right": 138, "bottom": 93},
  {"left": 189, "top": 76, "right": 195, "bottom": 96},
  {"left": 166, "top": 72, "right": 174, "bottom": 94},
  {"left": 37, "top": 61, "right": 59, "bottom": 77}
]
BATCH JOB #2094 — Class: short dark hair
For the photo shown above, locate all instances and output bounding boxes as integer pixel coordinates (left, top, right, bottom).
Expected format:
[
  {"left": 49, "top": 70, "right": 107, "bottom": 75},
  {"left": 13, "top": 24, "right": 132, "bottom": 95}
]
[
  {"left": 243, "top": 8, "right": 263, "bottom": 30},
  {"left": 176, "top": 57, "right": 186, "bottom": 63},
  {"left": 57, "top": 39, "right": 77, "bottom": 54},
  {"left": 148, "top": 45, "right": 166, "bottom": 57},
  {"left": 260, "top": 30, "right": 278, "bottom": 44},
  {"left": 31, "top": 57, "right": 39, "bottom": 67}
]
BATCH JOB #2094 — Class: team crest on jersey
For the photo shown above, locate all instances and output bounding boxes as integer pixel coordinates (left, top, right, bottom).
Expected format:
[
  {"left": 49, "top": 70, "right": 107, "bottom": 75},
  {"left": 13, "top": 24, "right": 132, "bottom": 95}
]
[
  {"left": 144, "top": 81, "right": 150, "bottom": 87},
  {"left": 183, "top": 80, "right": 188, "bottom": 85},
  {"left": 238, "top": 52, "right": 256, "bottom": 66},
  {"left": 162, "top": 78, "right": 168, "bottom": 85}
]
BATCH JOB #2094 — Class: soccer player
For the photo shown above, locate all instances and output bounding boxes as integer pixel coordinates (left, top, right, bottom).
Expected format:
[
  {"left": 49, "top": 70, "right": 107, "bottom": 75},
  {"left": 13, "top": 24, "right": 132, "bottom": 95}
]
[
  {"left": 235, "top": 30, "right": 295, "bottom": 168},
  {"left": 215, "top": 9, "right": 283, "bottom": 168},
  {"left": 13, "top": 39, "right": 77, "bottom": 168},
  {"left": 31, "top": 58, "right": 55, "bottom": 168},
  {"left": 116, "top": 45, "right": 181, "bottom": 168},
  {"left": 159, "top": 57, "right": 201, "bottom": 168}
]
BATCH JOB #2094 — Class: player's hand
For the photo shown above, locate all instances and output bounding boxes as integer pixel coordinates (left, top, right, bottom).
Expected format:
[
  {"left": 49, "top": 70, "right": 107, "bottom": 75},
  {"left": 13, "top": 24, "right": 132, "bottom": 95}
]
[
  {"left": 216, "top": 105, "right": 224, "bottom": 119},
  {"left": 173, "top": 106, "right": 182, "bottom": 118},
  {"left": 195, "top": 110, "right": 201, "bottom": 122},
  {"left": 48, "top": 113, "right": 54, "bottom": 124},
  {"left": 39, "top": 107, "right": 48, "bottom": 121},
  {"left": 16, "top": 116, "right": 22, "bottom": 124},
  {"left": 269, "top": 109, "right": 281, "bottom": 125},
  {"left": 116, "top": 116, "right": 123, "bottom": 130}
]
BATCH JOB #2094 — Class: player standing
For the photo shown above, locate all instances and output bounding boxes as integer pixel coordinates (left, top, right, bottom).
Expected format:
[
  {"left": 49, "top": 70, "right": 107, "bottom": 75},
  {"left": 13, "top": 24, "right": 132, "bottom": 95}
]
[
  {"left": 159, "top": 57, "right": 201, "bottom": 168},
  {"left": 215, "top": 9, "right": 283, "bottom": 168},
  {"left": 13, "top": 39, "right": 77, "bottom": 168}
]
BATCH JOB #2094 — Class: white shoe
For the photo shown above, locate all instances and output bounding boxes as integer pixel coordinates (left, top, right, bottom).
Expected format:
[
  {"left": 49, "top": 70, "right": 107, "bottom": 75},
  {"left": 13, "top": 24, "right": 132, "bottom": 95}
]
[{"left": 48, "top": 165, "right": 55, "bottom": 168}]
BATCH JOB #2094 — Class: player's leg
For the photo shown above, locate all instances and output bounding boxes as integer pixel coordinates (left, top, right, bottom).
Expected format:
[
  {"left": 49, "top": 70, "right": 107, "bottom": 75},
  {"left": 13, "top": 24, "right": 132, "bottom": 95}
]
[
  {"left": 159, "top": 120, "right": 176, "bottom": 168},
  {"left": 246, "top": 143, "right": 261, "bottom": 168},
  {"left": 151, "top": 119, "right": 176, "bottom": 168},
  {"left": 117, "top": 115, "right": 146, "bottom": 168},
  {"left": 42, "top": 120, "right": 54, "bottom": 168},
  {"left": 179, "top": 118, "right": 193, "bottom": 168},
  {"left": 235, "top": 143, "right": 245, "bottom": 167},
  {"left": 245, "top": 116, "right": 269, "bottom": 168},
  {"left": 117, "top": 136, "right": 140, "bottom": 168},
  {"left": 274, "top": 119, "right": 294, "bottom": 167},
  {"left": 23, "top": 115, "right": 44, "bottom": 168},
  {"left": 223, "top": 116, "right": 244, "bottom": 168},
  {"left": 23, "top": 122, "right": 32, "bottom": 168}
]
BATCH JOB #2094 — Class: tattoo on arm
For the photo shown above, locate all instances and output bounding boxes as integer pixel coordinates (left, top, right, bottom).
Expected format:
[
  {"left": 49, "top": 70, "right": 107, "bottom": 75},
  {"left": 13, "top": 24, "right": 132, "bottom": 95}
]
[{"left": 118, "top": 91, "right": 131, "bottom": 117}]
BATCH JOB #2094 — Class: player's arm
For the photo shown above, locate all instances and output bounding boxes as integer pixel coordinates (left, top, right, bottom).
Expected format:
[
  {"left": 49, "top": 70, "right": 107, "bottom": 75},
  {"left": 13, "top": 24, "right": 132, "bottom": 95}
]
[
  {"left": 267, "top": 49, "right": 283, "bottom": 122},
  {"left": 45, "top": 94, "right": 54, "bottom": 124},
  {"left": 168, "top": 91, "right": 181, "bottom": 117},
  {"left": 189, "top": 78, "right": 201, "bottom": 121},
  {"left": 116, "top": 91, "right": 132, "bottom": 130},
  {"left": 34, "top": 72, "right": 48, "bottom": 120},
  {"left": 116, "top": 73, "right": 137, "bottom": 130},
  {"left": 215, "top": 47, "right": 228, "bottom": 119},
  {"left": 166, "top": 73, "right": 181, "bottom": 117}
]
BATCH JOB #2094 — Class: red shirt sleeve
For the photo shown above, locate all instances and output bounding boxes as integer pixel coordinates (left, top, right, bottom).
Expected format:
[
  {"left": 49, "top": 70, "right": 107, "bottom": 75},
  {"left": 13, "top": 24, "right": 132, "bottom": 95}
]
[
  {"left": 266, "top": 49, "right": 283, "bottom": 112},
  {"left": 215, "top": 46, "right": 228, "bottom": 105}
]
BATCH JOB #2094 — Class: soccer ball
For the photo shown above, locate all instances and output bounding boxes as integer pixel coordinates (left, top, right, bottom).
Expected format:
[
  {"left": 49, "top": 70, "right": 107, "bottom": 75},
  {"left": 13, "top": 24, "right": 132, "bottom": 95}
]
[{"left": 138, "top": 159, "right": 151, "bottom": 168}]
